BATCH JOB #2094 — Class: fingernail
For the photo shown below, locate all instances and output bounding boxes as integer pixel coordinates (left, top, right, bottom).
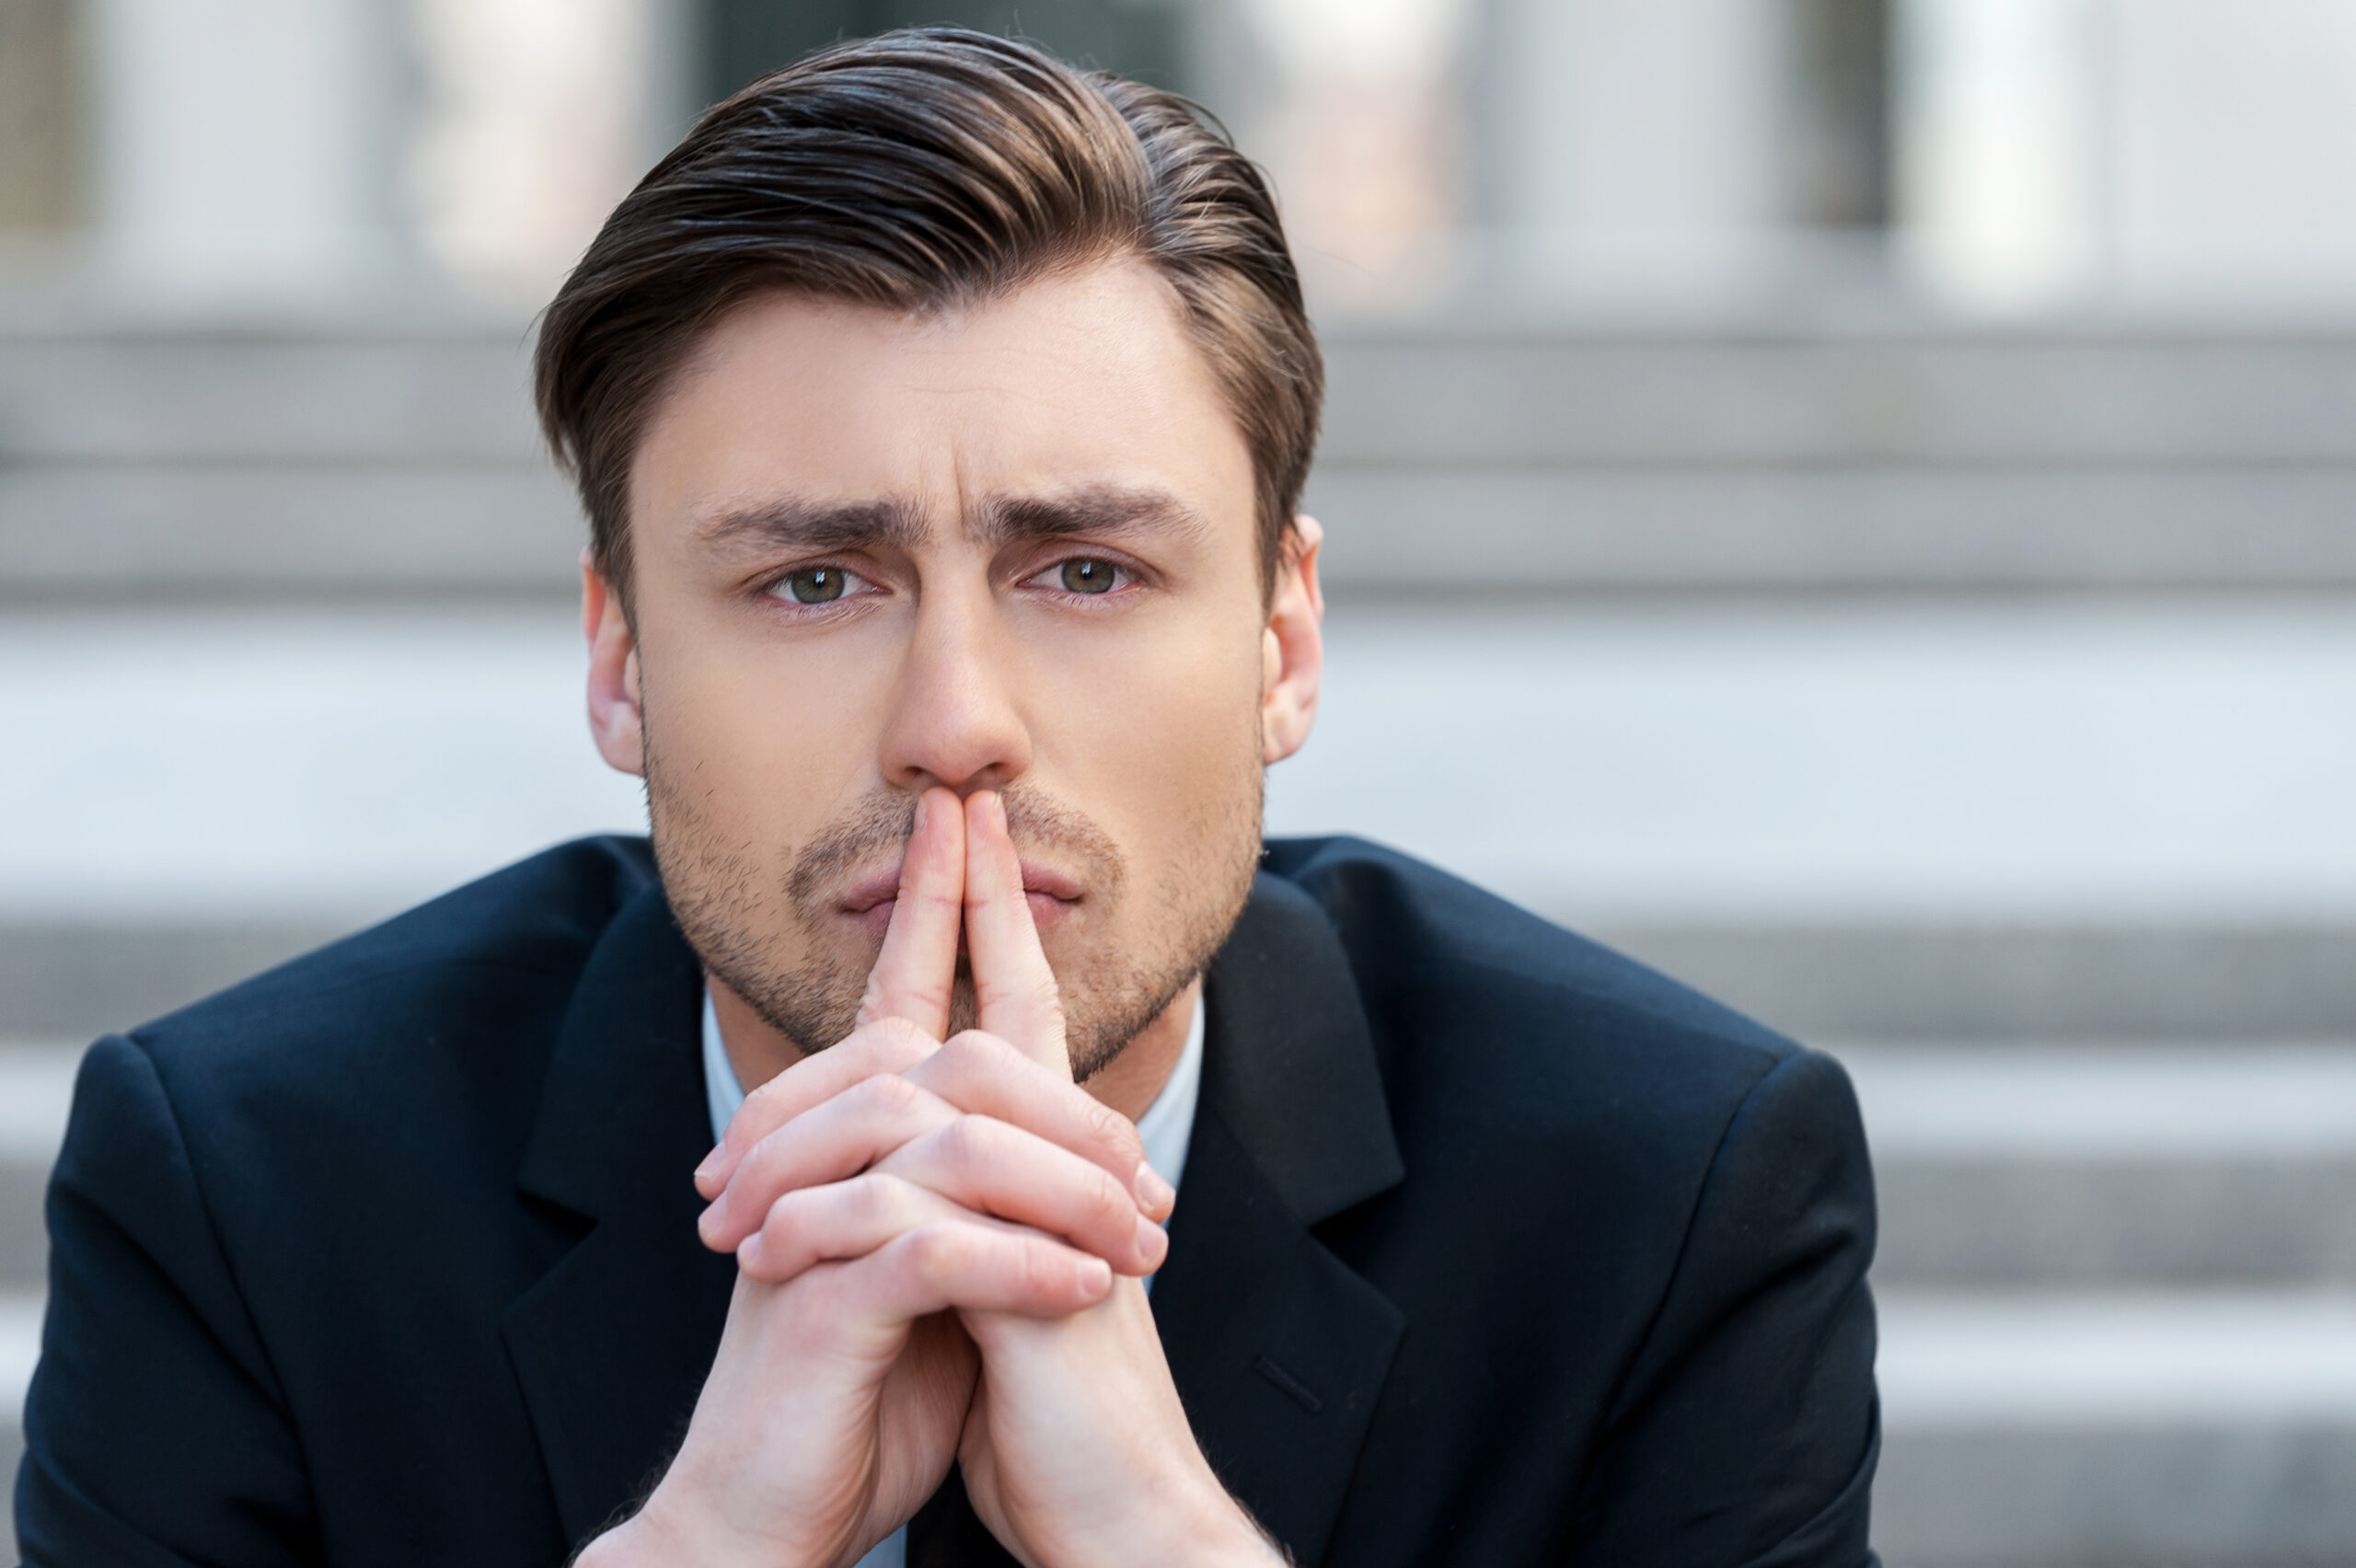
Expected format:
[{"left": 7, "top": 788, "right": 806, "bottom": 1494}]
[
  {"left": 914, "top": 792, "right": 928, "bottom": 830},
  {"left": 1136, "top": 1214, "right": 1168, "bottom": 1268},
  {"left": 737, "top": 1232, "right": 764, "bottom": 1271},
  {"left": 694, "top": 1142, "right": 724, "bottom": 1182},
  {"left": 1078, "top": 1255, "right": 1112, "bottom": 1295},
  {"left": 1133, "top": 1161, "right": 1175, "bottom": 1215}
]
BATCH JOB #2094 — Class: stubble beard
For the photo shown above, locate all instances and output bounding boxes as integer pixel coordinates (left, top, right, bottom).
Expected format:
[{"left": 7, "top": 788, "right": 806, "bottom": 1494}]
[{"left": 645, "top": 717, "right": 1265, "bottom": 1082}]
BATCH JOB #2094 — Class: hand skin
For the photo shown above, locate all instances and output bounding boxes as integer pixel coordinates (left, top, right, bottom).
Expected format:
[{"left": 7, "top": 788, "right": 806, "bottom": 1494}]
[{"left": 583, "top": 790, "right": 1275, "bottom": 1568}]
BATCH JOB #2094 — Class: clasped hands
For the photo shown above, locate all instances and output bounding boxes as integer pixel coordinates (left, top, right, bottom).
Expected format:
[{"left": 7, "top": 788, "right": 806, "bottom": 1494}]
[{"left": 584, "top": 788, "right": 1277, "bottom": 1568}]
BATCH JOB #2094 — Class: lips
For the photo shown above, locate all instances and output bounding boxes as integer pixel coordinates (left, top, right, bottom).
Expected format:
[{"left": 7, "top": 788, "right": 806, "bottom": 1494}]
[{"left": 837, "top": 859, "right": 1084, "bottom": 942}]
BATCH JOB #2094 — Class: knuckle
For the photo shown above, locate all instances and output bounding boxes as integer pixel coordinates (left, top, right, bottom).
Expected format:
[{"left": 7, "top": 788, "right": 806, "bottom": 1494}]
[
  {"left": 732, "top": 1131, "right": 789, "bottom": 1195},
  {"left": 1013, "top": 1239, "right": 1074, "bottom": 1300},
  {"left": 905, "top": 1222, "right": 969, "bottom": 1286},
  {"left": 763, "top": 1183, "right": 813, "bottom": 1226},
  {"left": 858, "top": 1171, "right": 919, "bottom": 1228},
  {"left": 853, "top": 1069, "right": 923, "bottom": 1116},
  {"left": 1082, "top": 1167, "right": 1132, "bottom": 1228},
  {"left": 872, "top": 1016, "right": 937, "bottom": 1057},
  {"left": 941, "top": 1029, "right": 1009, "bottom": 1070},
  {"left": 937, "top": 1113, "right": 993, "bottom": 1167},
  {"left": 1081, "top": 1098, "right": 1140, "bottom": 1155}
]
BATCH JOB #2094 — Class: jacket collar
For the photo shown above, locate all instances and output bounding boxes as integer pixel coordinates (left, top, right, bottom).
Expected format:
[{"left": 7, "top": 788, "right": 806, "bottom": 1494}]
[
  {"left": 504, "top": 881, "right": 736, "bottom": 1545},
  {"left": 1149, "top": 870, "right": 1408, "bottom": 1566}
]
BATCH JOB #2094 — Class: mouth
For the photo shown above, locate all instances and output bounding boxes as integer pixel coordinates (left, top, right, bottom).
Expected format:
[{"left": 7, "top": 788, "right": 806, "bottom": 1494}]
[{"left": 836, "top": 859, "right": 1085, "bottom": 945}]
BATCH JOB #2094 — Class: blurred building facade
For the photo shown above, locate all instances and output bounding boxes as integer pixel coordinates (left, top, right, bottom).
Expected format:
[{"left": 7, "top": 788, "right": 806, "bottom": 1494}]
[
  {"left": 15, "top": 0, "right": 2356, "bottom": 318},
  {"left": 8, "top": 5, "right": 2356, "bottom": 1565}
]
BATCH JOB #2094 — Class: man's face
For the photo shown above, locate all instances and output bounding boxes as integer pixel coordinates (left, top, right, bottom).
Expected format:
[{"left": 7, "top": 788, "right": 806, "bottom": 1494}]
[{"left": 596, "top": 259, "right": 1317, "bottom": 1077}]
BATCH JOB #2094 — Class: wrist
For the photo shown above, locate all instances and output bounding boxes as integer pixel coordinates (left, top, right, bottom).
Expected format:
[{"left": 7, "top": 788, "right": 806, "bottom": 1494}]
[
  {"left": 578, "top": 1480, "right": 824, "bottom": 1568},
  {"left": 1168, "top": 1474, "right": 1291, "bottom": 1567}
]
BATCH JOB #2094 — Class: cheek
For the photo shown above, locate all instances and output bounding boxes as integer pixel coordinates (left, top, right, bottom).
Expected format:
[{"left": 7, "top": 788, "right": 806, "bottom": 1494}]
[
  {"left": 1029, "top": 614, "right": 1265, "bottom": 828},
  {"left": 645, "top": 621, "right": 899, "bottom": 843}
]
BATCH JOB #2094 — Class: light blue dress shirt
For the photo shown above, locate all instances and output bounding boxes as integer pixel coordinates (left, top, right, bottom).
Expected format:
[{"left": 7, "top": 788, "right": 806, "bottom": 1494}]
[{"left": 700, "top": 992, "right": 1206, "bottom": 1568}]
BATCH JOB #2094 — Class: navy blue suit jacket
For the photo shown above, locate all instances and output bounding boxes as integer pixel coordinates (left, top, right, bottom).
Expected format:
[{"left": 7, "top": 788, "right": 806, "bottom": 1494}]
[{"left": 17, "top": 836, "right": 1878, "bottom": 1565}]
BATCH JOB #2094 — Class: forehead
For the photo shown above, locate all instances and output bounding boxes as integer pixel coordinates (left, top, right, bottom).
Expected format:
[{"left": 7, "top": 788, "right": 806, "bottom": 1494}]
[{"left": 629, "top": 259, "right": 1254, "bottom": 538}]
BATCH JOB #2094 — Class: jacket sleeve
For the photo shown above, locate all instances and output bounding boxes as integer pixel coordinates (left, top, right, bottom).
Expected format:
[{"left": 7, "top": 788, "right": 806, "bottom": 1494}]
[
  {"left": 1569, "top": 1047, "right": 1881, "bottom": 1568},
  {"left": 14, "top": 1034, "right": 319, "bottom": 1566}
]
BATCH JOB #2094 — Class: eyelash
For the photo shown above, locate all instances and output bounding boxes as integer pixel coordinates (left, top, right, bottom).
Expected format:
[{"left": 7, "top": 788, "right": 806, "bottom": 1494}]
[
  {"left": 757, "top": 554, "right": 1145, "bottom": 612},
  {"left": 1020, "top": 556, "right": 1139, "bottom": 599},
  {"left": 761, "top": 564, "right": 881, "bottom": 609}
]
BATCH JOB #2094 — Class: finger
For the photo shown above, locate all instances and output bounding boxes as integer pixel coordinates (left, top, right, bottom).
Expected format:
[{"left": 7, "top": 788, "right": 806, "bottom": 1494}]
[
  {"left": 909, "top": 1030, "right": 1173, "bottom": 1223},
  {"left": 817, "top": 1220, "right": 1114, "bottom": 1324},
  {"left": 699, "top": 1071, "right": 957, "bottom": 1251},
  {"left": 962, "top": 790, "right": 1068, "bottom": 1075},
  {"left": 876, "top": 1113, "right": 1166, "bottom": 1276},
  {"left": 694, "top": 1015, "right": 936, "bottom": 1199},
  {"left": 855, "top": 785, "right": 966, "bottom": 1038},
  {"left": 737, "top": 1170, "right": 978, "bottom": 1281}
]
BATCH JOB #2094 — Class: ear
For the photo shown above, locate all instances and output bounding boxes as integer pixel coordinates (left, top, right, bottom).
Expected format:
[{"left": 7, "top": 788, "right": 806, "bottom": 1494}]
[
  {"left": 583, "top": 551, "right": 645, "bottom": 777},
  {"left": 1261, "top": 514, "right": 1325, "bottom": 766}
]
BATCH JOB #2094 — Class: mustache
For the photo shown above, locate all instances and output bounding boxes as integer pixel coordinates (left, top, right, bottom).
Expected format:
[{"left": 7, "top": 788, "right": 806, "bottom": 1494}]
[{"left": 785, "top": 785, "right": 1126, "bottom": 921}]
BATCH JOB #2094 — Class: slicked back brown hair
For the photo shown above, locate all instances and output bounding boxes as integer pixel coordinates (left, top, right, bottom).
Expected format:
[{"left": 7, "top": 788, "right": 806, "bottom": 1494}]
[{"left": 535, "top": 27, "right": 1322, "bottom": 606}]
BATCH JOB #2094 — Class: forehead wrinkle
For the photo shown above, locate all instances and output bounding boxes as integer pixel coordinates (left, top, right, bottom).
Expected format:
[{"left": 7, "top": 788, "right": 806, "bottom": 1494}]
[
  {"left": 690, "top": 495, "right": 930, "bottom": 557},
  {"left": 968, "top": 484, "right": 1212, "bottom": 550}
]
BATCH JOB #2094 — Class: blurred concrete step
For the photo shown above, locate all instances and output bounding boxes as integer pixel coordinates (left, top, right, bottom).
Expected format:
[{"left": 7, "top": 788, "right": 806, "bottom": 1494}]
[
  {"left": 1851, "top": 1045, "right": 2356, "bottom": 1287},
  {"left": 1609, "top": 928, "right": 2356, "bottom": 1043},
  {"left": 11, "top": 1040, "right": 2353, "bottom": 1294},
  {"left": 0, "top": 920, "right": 354, "bottom": 1043},
  {"left": 12, "top": 1032, "right": 2356, "bottom": 1566},
  {"left": 18, "top": 917, "right": 2356, "bottom": 1050},
  {"left": 1875, "top": 1291, "right": 2356, "bottom": 1567},
  {"left": 16, "top": 318, "right": 2356, "bottom": 595},
  {"left": 1877, "top": 1158, "right": 2356, "bottom": 1288},
  {"left": 0, "top": 1044, "right": 77, "bottom": 1294},
  {"left": 16, "top": 600, "right": 2356, "bottom": 1041},
  {"left": 0, "top": 321, "right": 578, "bottom": 596},
  {"left": 3, "top": 1286, "right": 37, "bottom": 1549}
]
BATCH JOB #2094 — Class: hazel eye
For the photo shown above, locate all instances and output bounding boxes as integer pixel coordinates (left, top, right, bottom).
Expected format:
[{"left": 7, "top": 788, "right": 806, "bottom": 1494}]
[
  {"left": 778, "top": 566, "right": 849, "bottom": 604},
  {"left": 1057, "top": 558, "right": 1120, "bottom": 594}
]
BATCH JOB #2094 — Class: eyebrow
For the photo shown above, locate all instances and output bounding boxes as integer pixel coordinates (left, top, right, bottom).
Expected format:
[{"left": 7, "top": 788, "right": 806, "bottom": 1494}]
[
  {"left": 692, "top": 485, "right": 1210, "bottom": 559},
  {"left": 690, "top": 497, "right": 930, "bottom": 557},
  {"left": 976, "top": 485, "right": 1211, "bottom": 550}
]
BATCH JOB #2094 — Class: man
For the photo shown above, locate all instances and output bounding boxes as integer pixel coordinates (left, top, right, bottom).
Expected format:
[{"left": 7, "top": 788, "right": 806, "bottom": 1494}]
[{"left": 17, "top": 28, "right": 1878, "bottom": 1568}]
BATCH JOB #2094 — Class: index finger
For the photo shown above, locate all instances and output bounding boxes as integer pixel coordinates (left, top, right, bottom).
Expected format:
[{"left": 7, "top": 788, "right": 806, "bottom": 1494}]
[
  {"left": 963, "top": 790, "right": 1068, "bottom": 1077},
  {"left": 693, "top": 1015, "right": 936, "bottom": 1199},
  {"left": 854, "top": 785, "right": 965, "bottom": 1038}
]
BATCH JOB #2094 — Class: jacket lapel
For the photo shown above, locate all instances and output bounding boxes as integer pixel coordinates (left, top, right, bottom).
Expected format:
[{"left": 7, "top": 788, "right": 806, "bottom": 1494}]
[
  {"left": 1151, "top": 872, "right": 1408, "bottom": 1568},
  {"left": 502, "top": 883, "right": 738, "bottom": 1544}
]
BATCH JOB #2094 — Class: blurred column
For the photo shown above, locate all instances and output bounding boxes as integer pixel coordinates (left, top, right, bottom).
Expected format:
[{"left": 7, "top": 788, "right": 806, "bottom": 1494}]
[
  {"left": 407, "top": 0, "right": 682, "bottom": 306},
  {"left": 1485, "top": 0, "right": 1786, "bottom": 304},
  {"left": 1894, "top": 0, "right": 2100, "bottom": 313},
  {"left": 0, "top": 0, "right": 83, "bottom": 244},
  {"left": 1230, "top": 0, "right": 1478, "bottom": 312},
  {"left": 90, "top": 0, "right": 403, "bottom": 308}
]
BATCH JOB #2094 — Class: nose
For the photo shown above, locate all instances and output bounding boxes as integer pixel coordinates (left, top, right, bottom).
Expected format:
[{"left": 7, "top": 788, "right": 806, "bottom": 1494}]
[{"left": 874, "top": 578, "right": 1033, "bottom": 797}]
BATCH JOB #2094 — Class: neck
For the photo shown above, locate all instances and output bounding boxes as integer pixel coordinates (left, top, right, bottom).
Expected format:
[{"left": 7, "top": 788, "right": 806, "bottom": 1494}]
[{"left": 707, "top": 975, "right": 1199, "bottom": 1124}]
